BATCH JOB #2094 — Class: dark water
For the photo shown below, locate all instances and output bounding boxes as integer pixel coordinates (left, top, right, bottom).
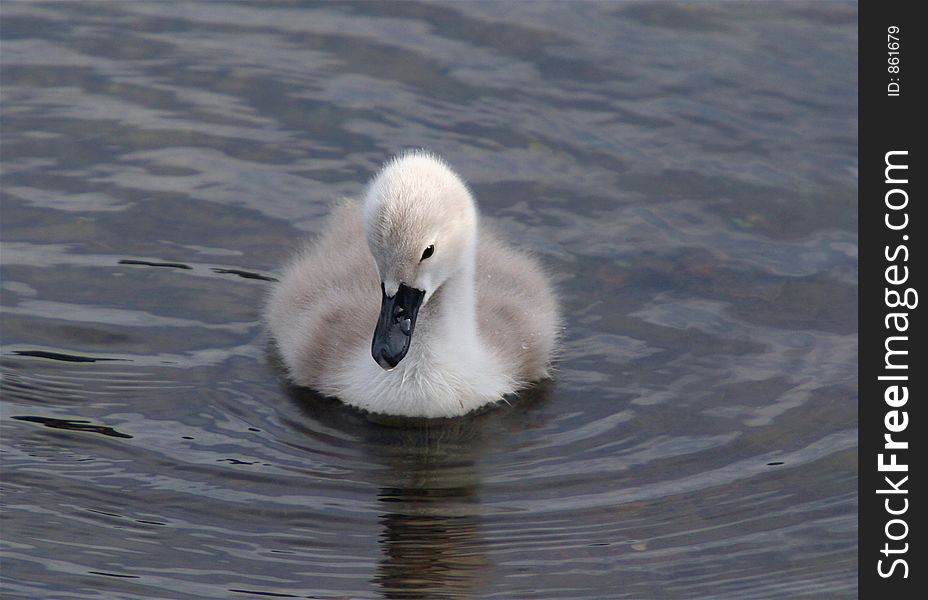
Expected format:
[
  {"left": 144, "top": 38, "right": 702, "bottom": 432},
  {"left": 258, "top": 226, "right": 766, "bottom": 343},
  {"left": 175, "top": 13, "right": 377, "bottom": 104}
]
[{"left": 1, "top": 2, "right": 857, "bottom": 598}]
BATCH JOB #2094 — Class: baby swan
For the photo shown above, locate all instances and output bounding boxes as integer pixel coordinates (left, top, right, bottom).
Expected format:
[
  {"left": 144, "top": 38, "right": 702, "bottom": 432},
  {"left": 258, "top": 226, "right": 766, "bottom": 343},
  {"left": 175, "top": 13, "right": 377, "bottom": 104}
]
[{"left": 266, "top": 151, "right": 558, "bottom": 418}]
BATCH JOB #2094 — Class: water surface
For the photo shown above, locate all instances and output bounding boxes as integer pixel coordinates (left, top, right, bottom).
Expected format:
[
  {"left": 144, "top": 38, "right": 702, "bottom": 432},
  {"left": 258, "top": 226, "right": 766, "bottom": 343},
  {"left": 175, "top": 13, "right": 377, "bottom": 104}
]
[{"left": 1, "top": 2, "right": 857, "bottom": 598}]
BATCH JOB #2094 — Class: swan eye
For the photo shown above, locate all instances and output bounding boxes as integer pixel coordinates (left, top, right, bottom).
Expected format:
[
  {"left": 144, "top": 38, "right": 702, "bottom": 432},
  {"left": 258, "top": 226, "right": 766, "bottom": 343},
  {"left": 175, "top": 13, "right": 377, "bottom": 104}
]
[{"left": 420, "top": 245, "right": 435, "bottom": 261}]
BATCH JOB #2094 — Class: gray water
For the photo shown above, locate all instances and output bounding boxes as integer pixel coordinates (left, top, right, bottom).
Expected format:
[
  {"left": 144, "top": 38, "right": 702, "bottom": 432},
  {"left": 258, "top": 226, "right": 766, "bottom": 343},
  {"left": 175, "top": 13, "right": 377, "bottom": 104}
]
[{"left": 1, "top": 2, "right": 857, "bottom": 598}]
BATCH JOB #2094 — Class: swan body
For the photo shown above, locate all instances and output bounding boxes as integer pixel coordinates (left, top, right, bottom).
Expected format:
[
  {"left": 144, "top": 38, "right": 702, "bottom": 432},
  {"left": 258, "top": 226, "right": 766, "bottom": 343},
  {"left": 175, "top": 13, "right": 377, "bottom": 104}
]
[{"left": 265, "top": 151, "right": 558, "bottom": 418}]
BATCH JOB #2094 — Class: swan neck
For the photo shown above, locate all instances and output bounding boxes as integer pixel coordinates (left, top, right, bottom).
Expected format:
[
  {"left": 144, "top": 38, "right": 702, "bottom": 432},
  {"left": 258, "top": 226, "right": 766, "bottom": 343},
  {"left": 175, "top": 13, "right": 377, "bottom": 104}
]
[{"left": 433, "top": 238, "right": 479, "bottom": 343}]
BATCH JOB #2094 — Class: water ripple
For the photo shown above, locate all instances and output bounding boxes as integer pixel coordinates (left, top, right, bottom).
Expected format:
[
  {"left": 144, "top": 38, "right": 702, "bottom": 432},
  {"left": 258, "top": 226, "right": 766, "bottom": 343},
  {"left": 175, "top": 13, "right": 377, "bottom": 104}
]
[{"left": 1, "top": 1, "right": 857, "bottom": 598}]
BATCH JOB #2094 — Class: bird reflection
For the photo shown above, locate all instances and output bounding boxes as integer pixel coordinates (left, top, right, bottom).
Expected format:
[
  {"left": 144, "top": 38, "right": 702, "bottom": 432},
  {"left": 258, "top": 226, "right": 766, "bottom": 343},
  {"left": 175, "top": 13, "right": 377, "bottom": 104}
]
[
  {"left": 370, "top": 424, "right": 489, "bottom": 599},
  {"left": 280, "top": 361, "right": 553, "bottom": 598}
]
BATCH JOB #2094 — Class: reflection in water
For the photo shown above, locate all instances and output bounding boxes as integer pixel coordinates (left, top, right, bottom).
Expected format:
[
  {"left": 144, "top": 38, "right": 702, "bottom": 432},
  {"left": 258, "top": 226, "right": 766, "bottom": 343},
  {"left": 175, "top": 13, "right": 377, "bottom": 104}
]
[
  {"left": 284, "top": 381, "right": 554, "bottom": 598},
  {"left": 374, "top": 451, "right": 486, "bottom": 598}
]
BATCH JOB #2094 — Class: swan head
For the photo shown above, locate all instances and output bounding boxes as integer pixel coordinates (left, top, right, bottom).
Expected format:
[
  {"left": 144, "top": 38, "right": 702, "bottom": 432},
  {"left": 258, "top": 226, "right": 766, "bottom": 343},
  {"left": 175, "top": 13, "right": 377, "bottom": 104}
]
[{"left": 362, "top": 151, "right": 478, "bottom": 370}]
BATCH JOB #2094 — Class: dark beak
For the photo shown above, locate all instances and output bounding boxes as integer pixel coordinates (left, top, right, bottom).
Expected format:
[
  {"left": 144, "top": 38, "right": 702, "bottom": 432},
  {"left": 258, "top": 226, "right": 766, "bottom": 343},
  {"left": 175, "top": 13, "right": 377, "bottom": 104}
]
[{"left": 372, "top": 282, "right": 425, "bottom": 370}]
